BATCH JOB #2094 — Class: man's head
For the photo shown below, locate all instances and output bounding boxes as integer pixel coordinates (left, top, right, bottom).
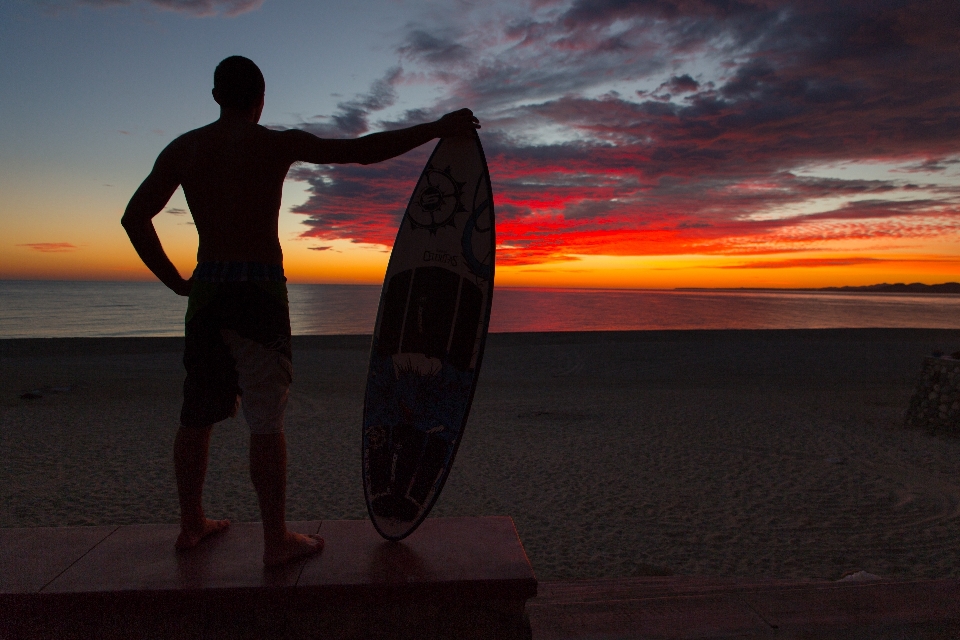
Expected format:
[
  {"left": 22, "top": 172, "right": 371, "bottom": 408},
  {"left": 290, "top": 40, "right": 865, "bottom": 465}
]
[{"left": 213, "top": 56, "right": 265, "bottom": 117}]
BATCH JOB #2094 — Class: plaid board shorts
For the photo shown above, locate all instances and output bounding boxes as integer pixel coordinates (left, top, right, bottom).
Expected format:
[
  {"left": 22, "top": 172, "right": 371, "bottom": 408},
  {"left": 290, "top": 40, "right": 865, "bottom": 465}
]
[{"left": 180, "top": 262, "right": 292, "bottom": 434}]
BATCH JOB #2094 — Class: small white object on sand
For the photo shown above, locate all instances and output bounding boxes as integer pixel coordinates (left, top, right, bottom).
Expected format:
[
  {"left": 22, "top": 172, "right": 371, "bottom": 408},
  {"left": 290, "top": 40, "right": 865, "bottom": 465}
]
[{"left": 839, "top": 570, "right": 882, "bottom": 582}]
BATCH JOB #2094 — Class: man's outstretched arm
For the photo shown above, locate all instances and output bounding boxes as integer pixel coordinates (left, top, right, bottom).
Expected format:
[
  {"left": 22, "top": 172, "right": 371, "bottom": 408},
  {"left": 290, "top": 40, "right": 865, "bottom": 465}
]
[
  {"left": 121, "top": 145, "right": 191, "bottom": 296},
  {"left": 284, "top": 108, "right": 480, "bottom": 166}
]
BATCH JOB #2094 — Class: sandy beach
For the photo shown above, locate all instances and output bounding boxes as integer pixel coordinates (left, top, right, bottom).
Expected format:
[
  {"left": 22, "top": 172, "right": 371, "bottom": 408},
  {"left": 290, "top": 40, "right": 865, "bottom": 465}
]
[{"left": 2, "top": 329, "right": 960, "bottom": 582}]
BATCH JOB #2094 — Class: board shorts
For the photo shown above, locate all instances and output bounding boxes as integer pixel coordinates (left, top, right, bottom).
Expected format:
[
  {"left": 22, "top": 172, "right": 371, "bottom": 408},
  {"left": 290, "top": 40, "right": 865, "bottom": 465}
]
[{"left": 180, "top": 262, "right": 292, "bottom": 434}]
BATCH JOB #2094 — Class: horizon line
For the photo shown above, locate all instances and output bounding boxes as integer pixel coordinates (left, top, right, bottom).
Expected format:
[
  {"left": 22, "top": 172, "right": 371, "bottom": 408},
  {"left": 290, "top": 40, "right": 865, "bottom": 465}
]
[{"left": 2, "top": 278, "right": 959, "bottom": 293}]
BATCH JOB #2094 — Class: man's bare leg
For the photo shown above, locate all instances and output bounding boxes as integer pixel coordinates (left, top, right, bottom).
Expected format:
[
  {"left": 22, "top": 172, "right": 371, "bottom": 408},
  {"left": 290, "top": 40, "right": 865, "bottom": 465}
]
[
  {"left": 250, "top": 432, "right": 323, "bottom": 567},
  {"left": 174, "top": 425, "right": 230, "bottom": 549}
]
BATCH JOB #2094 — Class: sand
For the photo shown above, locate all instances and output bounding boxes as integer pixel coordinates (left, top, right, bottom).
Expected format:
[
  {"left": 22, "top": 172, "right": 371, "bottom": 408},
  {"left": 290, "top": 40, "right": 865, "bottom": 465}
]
[{"left": 2, "top": 329, "right": 960, "bottom": 582}]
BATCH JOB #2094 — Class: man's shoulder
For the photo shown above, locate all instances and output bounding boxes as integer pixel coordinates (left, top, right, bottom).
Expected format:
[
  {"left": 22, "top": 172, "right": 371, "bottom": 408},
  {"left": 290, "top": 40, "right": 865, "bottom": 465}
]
[
  {"left": 161, "top": 124, "right": 212, "bottom": 156},
  {"left": 257, "top": 126, "right": 320, "bottom": 161},
  {"left": 184, "top": 121, "right": 291, "bottom": 145},
  {"left": 263, "top": 126, "right": 305, "bottom": 142},
  {"left": 162, "top": 122, "right": 296, "bottom": 167},
  {"left": 173, "top": 122, "right": 219, "bottom": 144}
]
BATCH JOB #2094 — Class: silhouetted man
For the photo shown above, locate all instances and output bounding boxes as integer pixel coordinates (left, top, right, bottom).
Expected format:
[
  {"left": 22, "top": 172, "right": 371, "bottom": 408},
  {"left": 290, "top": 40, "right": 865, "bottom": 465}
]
[{"left": 122, "top": 55, "right": 479, "bottom": 566}]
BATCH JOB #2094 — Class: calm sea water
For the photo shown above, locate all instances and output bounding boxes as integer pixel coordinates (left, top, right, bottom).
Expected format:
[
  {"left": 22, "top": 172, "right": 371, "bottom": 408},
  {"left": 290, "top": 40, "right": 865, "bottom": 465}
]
[{"left": 1, "top": 280, "right": 959, "bottom": 338}]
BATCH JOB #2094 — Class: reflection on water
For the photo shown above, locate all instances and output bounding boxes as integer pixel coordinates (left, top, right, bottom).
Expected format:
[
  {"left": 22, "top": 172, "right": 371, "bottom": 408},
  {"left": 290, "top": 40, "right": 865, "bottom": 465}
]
[
  {"left": 288, "top": 284, "right": 381, "bottom": 335},
  {"left": 2, "top": 281, "right": 959, "bottom": 338},
  {"left": 0, "top": 281, "right": 185, "bottom": 339},
  {"left": 489, "top": 288, "right": 960, "bottom": 332}
]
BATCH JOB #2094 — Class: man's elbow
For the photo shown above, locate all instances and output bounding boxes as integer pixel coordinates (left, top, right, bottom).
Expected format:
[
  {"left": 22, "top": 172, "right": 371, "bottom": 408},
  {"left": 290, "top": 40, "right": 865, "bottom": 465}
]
[
  {"left": 121, "top": 208, "right": 149, "bottom": 233},
  {"left": 120, "top": 212, "right": 137, "bottom": 231}
]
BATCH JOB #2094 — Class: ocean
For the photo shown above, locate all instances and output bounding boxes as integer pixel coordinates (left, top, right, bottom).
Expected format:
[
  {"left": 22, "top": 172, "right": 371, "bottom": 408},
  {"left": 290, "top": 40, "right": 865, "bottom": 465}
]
[{"left": 2, "top": 280, "right": 960, "bottom": 339}]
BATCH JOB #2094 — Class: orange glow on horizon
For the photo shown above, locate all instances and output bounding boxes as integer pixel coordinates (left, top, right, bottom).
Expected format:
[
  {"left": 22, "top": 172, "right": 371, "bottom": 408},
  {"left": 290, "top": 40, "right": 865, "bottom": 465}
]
[
  {"left": 6, "top": 241, "right": 958, "bottom": 290},
  {"left": 3, "top": 188, "right": 957, "bottom": 289},
  {"left": 490, "top": 252, "right": 960, "bottom": 290}
]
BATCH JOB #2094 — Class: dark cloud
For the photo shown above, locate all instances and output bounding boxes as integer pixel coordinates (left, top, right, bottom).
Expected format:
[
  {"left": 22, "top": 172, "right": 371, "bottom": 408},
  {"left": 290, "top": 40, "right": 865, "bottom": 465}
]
[
  {"left": 396, "top": 18, "right": 669, "bottom": 110},
  {"left": 55, "top": 0, "right": 263, "bottom": 16},
  {"left": 295, "top": 68, "right": 402, "bottom": 138},
  {"left": 900, "top": 157, "right": 960, "bottom": 173},
  {"left": 288, "top": 148, "right": 430, "bottom": 247},
  {"left": 561, "top": 0, "right": 770, "bottom": 23},
  {"left": 661, "top": 74, "right": 700, "bottom": 94},
  {"left": 150, "top": 0, "right": 262, "bottom": 15},
  {"left": 284, "top": 0, "right": 960, "bottom": 266},
  {"left": 398, "top": 29, "right": 470, "bottom": 64}
]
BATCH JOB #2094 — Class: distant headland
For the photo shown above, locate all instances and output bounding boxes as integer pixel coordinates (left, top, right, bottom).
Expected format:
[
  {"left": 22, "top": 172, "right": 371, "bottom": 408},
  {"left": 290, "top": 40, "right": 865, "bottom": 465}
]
[
  {"left": 817, "top": 282, "right": 960, "bottom": 293},
  {"left": 676, "top": 282, "right": 960, "bottom": 293}
]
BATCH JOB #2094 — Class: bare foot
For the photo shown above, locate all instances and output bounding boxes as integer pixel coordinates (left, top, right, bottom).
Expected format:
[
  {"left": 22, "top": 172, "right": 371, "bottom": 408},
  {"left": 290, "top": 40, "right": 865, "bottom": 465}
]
[
  {"left": 263, "top": 532, "right": 324, "bottom": 567},
  {"left": 175, "top": 518, "right": 230, "bottom": 550}
]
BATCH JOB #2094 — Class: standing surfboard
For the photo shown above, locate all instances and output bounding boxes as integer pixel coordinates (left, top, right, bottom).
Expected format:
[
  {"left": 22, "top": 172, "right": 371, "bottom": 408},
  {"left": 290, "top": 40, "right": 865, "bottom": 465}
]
[{"left": 362, "top": 133, "right": 495, "bottom": 541}]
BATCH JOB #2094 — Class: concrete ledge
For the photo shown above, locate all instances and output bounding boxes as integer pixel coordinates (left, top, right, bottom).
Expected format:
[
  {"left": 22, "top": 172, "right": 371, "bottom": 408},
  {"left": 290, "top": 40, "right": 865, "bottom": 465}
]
[{"left": 0, "top": 516, "right": 537, "bottom": 639}]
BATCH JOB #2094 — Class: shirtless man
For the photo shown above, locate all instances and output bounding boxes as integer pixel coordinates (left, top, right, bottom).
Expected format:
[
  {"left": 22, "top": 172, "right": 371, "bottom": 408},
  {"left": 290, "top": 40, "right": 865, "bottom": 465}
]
[{"left": 122, "top": 56, "right": 479, "bottom": 566}]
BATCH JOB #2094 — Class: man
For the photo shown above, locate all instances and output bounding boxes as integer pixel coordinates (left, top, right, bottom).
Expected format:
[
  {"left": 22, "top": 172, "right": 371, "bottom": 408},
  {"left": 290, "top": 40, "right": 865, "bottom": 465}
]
[{"left": 122, "top": 56, "right": 479, "bottom": 566}]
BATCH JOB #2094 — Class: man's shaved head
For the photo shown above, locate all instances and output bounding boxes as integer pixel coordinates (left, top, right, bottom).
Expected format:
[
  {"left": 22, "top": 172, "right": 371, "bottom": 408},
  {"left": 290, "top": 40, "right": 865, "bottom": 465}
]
[{"left": 213, "top": 56, "right": 265, "bottom": 111}]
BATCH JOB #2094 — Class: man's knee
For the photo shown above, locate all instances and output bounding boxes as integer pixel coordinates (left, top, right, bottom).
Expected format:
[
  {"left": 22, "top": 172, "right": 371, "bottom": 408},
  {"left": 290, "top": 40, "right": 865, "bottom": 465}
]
[
  {"left": 221, "top": 329, "right": 292, "bottom": 435},
  {"left": 240, "top": 380, "right": 288, "bottom": 434},
  {"left": 177, "top": 423, "right": 215, "bottom": 439}
]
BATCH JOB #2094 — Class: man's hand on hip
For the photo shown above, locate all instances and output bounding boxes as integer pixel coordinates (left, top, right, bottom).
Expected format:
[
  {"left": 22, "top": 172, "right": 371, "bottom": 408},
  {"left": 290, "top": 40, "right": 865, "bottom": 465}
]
[{"left": 172, "top": 277, "right": 193, "bottom": 297}]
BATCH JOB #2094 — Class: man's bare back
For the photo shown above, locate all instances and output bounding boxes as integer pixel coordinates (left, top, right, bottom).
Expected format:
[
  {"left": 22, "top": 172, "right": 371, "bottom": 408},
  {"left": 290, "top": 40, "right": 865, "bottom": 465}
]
[
  {"left": 124, "top": 101, "right": 478, "bottom": 295},
  {"left": 173, "top": 119, "right": 290, "bottom": 265}
]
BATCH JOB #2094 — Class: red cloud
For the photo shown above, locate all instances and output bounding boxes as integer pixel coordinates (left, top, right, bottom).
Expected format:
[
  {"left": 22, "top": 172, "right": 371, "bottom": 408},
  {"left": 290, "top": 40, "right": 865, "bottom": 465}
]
[
  {"left": 284, "top": 0, "right": 960, "bottom": 268},
  {"left": 720, "top": 256, "right": 960, "bottom": 269},
  {"left": 17, "top": 243, "right": 78, "bottom": 253},
  {"left": 721, "top": 257, "right": 888, "bottom": 270}
]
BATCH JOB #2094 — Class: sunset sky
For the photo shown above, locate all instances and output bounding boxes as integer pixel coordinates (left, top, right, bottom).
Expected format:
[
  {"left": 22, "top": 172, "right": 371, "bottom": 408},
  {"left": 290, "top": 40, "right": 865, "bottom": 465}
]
[{"left": 2, "top": 0, "right": 958, "bottom": 288}]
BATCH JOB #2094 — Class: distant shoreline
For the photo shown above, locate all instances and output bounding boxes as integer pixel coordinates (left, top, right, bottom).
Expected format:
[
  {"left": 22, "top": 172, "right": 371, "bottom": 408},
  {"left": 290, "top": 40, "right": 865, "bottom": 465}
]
[
  {"left": 675, "top": 282, "right": 960, "bottom": 294},
  {"left": 3, "top": 280, "right": 960, "bottom": 294}
]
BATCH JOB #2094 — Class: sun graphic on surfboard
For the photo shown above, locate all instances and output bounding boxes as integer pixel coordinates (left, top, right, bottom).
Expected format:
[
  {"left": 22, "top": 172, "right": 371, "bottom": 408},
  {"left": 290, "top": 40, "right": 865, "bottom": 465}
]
[{"left": 409, "top": 164, "right": 467, "bottom": 233}]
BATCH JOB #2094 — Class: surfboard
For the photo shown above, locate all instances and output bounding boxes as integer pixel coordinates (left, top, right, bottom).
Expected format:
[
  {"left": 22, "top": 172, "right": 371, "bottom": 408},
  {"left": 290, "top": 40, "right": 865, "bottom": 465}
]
[{"left": 362, "top": 133, "right": 495, "bottom": 541}]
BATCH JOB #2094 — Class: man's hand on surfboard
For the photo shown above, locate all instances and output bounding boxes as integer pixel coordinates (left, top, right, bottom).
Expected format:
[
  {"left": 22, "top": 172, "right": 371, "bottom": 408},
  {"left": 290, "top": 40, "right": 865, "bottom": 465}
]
[
  {"left": 281, "top": 108, "right": 480, "bottom": 165},
  {"left": 435, "top": 108, "right": 480, "bottom": 138}
]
